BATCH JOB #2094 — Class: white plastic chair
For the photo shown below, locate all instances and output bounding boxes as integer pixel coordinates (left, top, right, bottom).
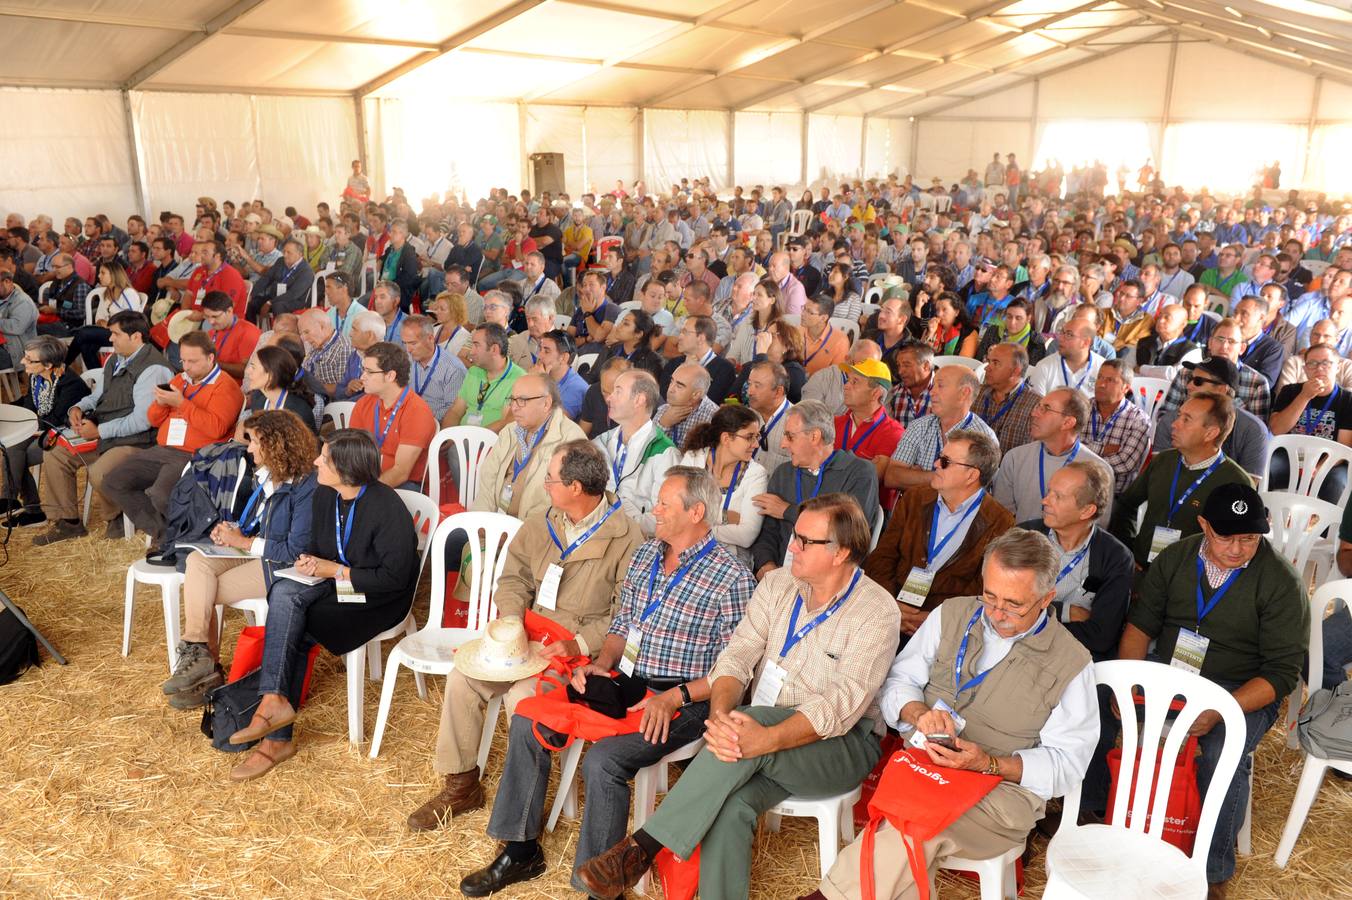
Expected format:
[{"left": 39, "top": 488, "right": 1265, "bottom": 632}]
[
  {"left": 1043, "top": 659, "right": 1246, "bottom": 899},
  {"left": 1131, "top": 375, "right": 1172, "bottom": 443},
  {"left": 121, "top": 561, "right": 185, "bottom": 674},
  {"left": 1260, "top": 490, "right": 1339, "bottom": 588},
  {"left": 863, "top": 285, "right": 885, "bottom": 307},
  {"left": 83, "top": 286, "right": 106, "bottom": 326},
  {"left": 427, "top": 425, "right": 498, "bottom": 510},
  {"left": 1178, "top": 346, "right": 1204, "bottom": 367},
  {"left": 938, "top": 844, "right": 1023, "bottom": 900},
  {"left": 1258, "top": 433, "right": 1352, "bottom": 509},
  {"left": 829, "top": 316, "right": 860, "bottom": 345},
  {"left": 764, "top": 786, "right": 862, "bottom": 877},
  {"left": 633, "top": 738, "right": 706, "bottom": 896},
  {"left": 869, "top": 505, "right": 885, "bottom": 552},
  {"left": 1274, "top": 579, "right": 1352, "bottom": 867},
  {"left": 321, "top": 400, "right": 356, "bottom": 430},
  {"left": 1303, "top": 259, "right": 1331, "bottom": 278},
  {"left": 367, "top": 511, "right": 522, "bottom": 758},
  {"left": 932, "top": 355, "right": 982, "bottom": 374},
  {"left": 572, "top": 352, "right": 599, "bottom": 375},
  {"left": 553, "top": 313, "right": 572, "bottom": 330},
  {"left": 309, "top": 264, "right": 335, "bottom": 308},
  {"left": 342, "top": 489, "right": 439, "bottom": 744}
]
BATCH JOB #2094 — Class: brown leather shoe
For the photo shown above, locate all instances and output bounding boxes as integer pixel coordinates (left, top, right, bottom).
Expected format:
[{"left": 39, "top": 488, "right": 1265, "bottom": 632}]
[
  {"left": 407, "top": 768, "right": 484, "bottom": 830},
  {"left": 1207, "top": 880, "right": 1229, "bottom": 900},
  {"left": 577, "top": 836, "right": 653, "bottom": 898}
]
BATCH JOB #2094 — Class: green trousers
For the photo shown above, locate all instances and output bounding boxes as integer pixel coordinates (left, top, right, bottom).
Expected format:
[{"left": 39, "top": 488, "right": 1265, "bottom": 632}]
[{"left": 640, "top": 705, "right": 881, "bottom": 900}]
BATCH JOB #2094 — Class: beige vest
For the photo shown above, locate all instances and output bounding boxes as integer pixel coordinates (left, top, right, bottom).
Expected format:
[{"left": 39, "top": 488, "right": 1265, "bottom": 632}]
[{"left": 923, "top": 595, "right": 1090, "bottom": 758}]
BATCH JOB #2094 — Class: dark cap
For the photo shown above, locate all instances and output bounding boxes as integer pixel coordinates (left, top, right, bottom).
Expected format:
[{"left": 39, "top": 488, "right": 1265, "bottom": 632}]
[
  {"left": 1201, "top": 482, "right": 1269, "bottom": 536},
  {"left": 974, "top": 256, "right": 997, "bottom": 271},
  {"left": 1181, "top": 355, "right": 1239, "bottom": 392},
  {"left": 786, "top": 236, "right": 807, "bottom": 250}
]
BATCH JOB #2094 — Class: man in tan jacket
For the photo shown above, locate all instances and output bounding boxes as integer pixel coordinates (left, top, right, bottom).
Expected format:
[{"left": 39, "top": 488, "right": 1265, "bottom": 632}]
[
  {"left": 409, "top": 440, "right": 644, "bottom": 830},
  {"left": 472, "top": 373, "right": 584, "bottom": 522}
]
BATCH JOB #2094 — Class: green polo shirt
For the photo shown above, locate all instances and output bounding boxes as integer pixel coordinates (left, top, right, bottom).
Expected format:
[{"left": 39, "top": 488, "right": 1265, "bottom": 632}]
[{"left": 457, "top": 360, "right": 523, "bottom": 428}]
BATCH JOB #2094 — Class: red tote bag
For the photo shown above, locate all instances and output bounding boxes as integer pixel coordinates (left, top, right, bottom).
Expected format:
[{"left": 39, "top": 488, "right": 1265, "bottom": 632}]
[
  {"left": 228, "top": 625, "right": 322, "bottom": 707},
  {"left": 1105, "top": 736, "right": 1202, "bottom": 855},
  {"left": 860, "top": 747, "right": 1002, "bottom": 900}
]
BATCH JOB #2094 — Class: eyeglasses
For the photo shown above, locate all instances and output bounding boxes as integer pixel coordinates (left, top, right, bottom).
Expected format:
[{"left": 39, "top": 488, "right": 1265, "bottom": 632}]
[
  {"left": 1190, "top": 375, "right": 1225, "bottom": 388},
  {"left": 732, "top": 430, "right": 760, "bottom": 442},
  {"left": 982, "top": 596, "right": 1036, "bottom": 616},
  {"left": 789, "top": 531, "right": 834, "bottom": 549},
  {"left": 360, "top": 367, "right": 386, "bottom": 376},
  {"left": 507, "top": 394, "right": 545, "bottom": 406},
  {"left": 1210, "top": 336, "right": 1242, "bottom": 347},
  {"left": 1035, "top": 402, "right": 1070, "bottom": 416},
  {"left": 1306, "top": 359, "right": 1336, "bottom": 370},
  {"left": 935, "top": 454, "right": 979, "bottom": 471}
]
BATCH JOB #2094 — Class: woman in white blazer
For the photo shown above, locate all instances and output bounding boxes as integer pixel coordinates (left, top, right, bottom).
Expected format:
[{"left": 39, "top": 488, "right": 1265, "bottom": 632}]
[{"left": 676, "top": 404, "right": 767, "bottom": 567}]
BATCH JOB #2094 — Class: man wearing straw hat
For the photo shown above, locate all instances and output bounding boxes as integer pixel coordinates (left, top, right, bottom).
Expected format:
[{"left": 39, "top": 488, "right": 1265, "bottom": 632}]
[
  {"left": 458, "top": 467, "right": 755, "bottom": 896},
  {"left": 408, "top": 440, "right": 644, "bottom": 831},
  {"left": 578, "top": 493, "right": 899, "bottom": 900}
]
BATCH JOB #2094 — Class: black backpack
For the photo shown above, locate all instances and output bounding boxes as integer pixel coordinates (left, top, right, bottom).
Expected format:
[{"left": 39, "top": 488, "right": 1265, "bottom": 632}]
[
  {"left": 0, "top": 604, "right": 40, "bottom": 685},
  {"left": 199, "top": 668, "right": 263, "bottom": 753}
]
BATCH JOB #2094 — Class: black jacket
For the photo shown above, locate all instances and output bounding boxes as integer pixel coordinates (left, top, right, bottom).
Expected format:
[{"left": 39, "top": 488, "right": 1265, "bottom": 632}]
[
  {"left": 380, "top": 242, "right": 421, "bottom": 312},
  {"left": 660, "top": 353, "right": 737, "bottom": 404},
  {"left": 16, "top": 368, "right": 90, "bottom": 431},
  {"left": 1021, "top": 519, "right": 1135, "bottom": 661}
]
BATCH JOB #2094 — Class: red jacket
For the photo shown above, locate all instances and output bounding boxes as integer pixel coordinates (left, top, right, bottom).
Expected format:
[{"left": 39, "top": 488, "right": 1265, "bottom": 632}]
[{"left": 147, "top": 368, "right": 244, "bottom": 453}]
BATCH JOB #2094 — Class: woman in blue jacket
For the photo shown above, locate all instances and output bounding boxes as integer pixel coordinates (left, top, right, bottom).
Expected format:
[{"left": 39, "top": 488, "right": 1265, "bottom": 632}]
[{"left": 160, "top": 409, "right": 318, "bottom": 710}]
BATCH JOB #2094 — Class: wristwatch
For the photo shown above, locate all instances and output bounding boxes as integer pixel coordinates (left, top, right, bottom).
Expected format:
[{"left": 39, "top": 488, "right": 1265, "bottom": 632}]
[{"left": 677, "top": 683, "right": 692, "bottom": 705}]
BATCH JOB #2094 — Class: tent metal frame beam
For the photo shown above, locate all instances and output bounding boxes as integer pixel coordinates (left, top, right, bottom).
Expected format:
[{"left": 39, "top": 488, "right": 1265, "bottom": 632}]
[
  {"left": 809, "top": 0, "right": 1113, "bottom": 115},
  {"left": 734, "top": 0, "right": 1028, "bottom": 112},
  {"left": 868, "top": 15, "right": 1150, "bottom": 117},
  {"left": 123, "top": 0, "right": 269, "bottom": 90},
  {"left": 0, "top": 6, "right": 203, "bottom": 31},
  {"left": 222, "top": 27, "right": 441, "bottom": 50},
  {"left": 1146, "top": 2, "right": 1352, "bottom": 74},
  {"left": 355, "top": 0, "right": 551, "bottom": 98}
]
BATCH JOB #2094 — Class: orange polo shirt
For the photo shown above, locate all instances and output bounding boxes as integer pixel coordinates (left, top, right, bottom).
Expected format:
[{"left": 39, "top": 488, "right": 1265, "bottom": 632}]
[
  {"left": 147, "top": 367, "right": 245, "bottom": 452},
  {"left": 353, "top": 388, "right": 438, "bottom": 484}
]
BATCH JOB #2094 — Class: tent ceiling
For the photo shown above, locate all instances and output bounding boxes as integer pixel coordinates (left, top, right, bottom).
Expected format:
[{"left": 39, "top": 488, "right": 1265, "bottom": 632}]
[{"left": 2, "top": 0, "right": 1349, "bottom": 113}]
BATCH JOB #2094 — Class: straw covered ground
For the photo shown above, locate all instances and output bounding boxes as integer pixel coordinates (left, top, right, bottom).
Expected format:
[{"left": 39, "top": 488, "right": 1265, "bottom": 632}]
[{"left": 0, "top": 524, "right": 1349, "bottom": 899}]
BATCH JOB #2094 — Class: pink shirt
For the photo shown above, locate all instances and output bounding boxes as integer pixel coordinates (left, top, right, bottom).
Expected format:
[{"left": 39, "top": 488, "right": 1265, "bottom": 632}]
[{"left": 777, "top": 273, "right": 807, "bottom": 315}]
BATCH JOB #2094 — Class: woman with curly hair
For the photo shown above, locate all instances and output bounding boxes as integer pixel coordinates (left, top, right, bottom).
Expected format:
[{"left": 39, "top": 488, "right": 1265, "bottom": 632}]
[{"left": 161, "top": 410, "right": 319, "bottom": 710}]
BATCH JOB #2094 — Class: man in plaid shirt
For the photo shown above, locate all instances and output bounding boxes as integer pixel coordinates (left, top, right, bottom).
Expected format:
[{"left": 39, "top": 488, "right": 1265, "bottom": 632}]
[
  {"left": 1156, "top": 317, "right": 1271, "bottom": 422},
  {"left": 1080, "top": 359, "right": 1151, "bottom": 494},
  {"left": 460, "top": 466, "right": 753, "bottom": 897}
]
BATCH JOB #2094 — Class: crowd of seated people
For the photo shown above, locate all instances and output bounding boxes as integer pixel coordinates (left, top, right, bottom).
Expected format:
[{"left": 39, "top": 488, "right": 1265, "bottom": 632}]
[{"left": 5, "top": 159, "right": 1352, "bottom": 898}]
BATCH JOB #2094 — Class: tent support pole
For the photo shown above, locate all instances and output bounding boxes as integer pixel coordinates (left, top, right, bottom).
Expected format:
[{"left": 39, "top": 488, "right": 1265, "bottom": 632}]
[
  {"left": 635, "top": 108, "right": 646, "bottom": 188},
  {"left": 121, "top": 89, "right": 149, "bottom": 218},
  {"left": 800, "top": 114, "right": 809, "bottom": 187},
  {"left": 1303, "top": 76, "right": 1323, "bottom": 187},
  {"left": 1030, "top": 78, "right": 1040, "bottom": 166},
  {"left": 859, "top": 115, "right": 868, "bottom": 177},
  {"left": 727, "top": 110, "right": 736, "bottom": 192},
  {"left": 909, "top": 119, "right": 920, "bottom": 180},
  {"left": 354, "top": 95, "right": 368, "bottom": 174},
  {"left": 1157, "top": 33, "right": 1179, "bottom": 170}
]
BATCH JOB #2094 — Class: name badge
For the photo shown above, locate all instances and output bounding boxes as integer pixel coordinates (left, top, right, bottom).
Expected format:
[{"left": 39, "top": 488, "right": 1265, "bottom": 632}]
[
  {"left": 537, "top": 563, "right": 563, "bottom": 611},
  {"left": 195, "top": 288, "right": 205, "bottom": 302},
  {"left": 897, "top": 567, "right": 933, "bottom": 607},
  {"left": 165, "top": 417, "right": 189, "bottom": 447},
  {"left": 1148, "top": 526, "right": 1181, "bottom": 563},
  {"left": 499, "top": 482, "right": 514, "bottom": 509},
  {"left": 1171, "top": 628, "right": 1209, "bottom": 675},
  {"left": 751, "top": 660, "right": 788, "bottom": 707},
  {"left": 463, "top": 412, "right": 483, "bottom": 427},
  {"left": 336, "top": 578, "right": 366, "bottom": 604},
  {"left": 276, "top": 284, "right": 287, "bottom": 297},
  {"left": 618, "top": 625, "right": 642, "bottom": 677}
]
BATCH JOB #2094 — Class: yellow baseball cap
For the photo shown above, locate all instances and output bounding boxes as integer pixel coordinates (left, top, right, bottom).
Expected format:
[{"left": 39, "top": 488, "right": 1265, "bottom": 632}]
[{"left": 841, "top": 359, "right": 892, "bottom": 389}]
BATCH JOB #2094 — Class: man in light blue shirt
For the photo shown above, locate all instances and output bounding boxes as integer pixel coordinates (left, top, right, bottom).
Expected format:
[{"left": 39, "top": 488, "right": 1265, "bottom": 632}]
[
  {"left": 400, "top": 314, "right": 467, "bottom": 423},
  {"left": 538, "top": 329, "right": 588, "bottom": 418}
]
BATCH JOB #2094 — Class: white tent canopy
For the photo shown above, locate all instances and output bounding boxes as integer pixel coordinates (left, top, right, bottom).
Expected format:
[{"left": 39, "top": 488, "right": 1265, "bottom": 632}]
[{"left": 3, "top": 0, "right": 1351, "bottom": 218}]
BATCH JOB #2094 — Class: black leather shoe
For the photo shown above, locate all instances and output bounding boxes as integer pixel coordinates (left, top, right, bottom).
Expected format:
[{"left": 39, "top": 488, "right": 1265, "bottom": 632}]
[{"left": 459, "top": 847, "right": 546, "bottom": 897}]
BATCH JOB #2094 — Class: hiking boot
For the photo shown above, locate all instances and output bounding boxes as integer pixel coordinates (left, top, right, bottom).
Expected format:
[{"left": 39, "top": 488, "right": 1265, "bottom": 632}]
[
  {"left": 33, "top": 519, "right": 87, "bottom": 546},
  {"left": 167, "top": 666, "right": 225, "bottom": 709},
  {"left": 5, "top": 507, "right": 46, "bottom": 528},
  {"left": 161, "top": 642, "right": 218, "bottom": 695},
  {"left": 104, "top": 519, "right": 126, "bottom": 541},
  {"left": 407, "top": 768, "right": 485, "bottom": 830}
]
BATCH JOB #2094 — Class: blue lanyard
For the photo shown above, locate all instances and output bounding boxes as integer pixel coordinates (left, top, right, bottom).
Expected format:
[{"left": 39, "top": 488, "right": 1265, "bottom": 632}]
[
  {"left": 795, "top": 451, "right": 836, "bottom": 503},
  {"left": 512, "top": 423, "right": 547, "bottom": 482},
  {"left": 926, "top": 490, "right": 984, "bottom": 568},
  {"left": 642, "top": 538, "right": 716, "bottom": 623},
  {"left": 371, "top": 386, "right": 410, "bottom": 449},
  {"left": 954, "top": 605, "right": 1048, "bottom": 695},
  {"left": 779, "top": 568, "right": 862, "bottom": 658},
  {"left": 1057, "top": 541, "right": 1091, "bottom": 585},
  {"left": 611, "top": 428, "right": 632, "bottom": 485},
  {"left": 238, "top": 482, "right": 267, "bottom": 536},
  {"left": 982, "top": 382, "right": 1025, "bottom": 426},
  {"left": 475, "top": 360, "right": 516, "bottom": 413},
  {"left": 316, "top": 330, "right": 340, "bottom": 359},
  {"left": 710, "top": 448, "right": 744, "bottom": 512},
  {"left": 268, "top": 389, "right": 288, "bottom": 411},
  {"left": 183, "top": 366, "right": 220, "bottom": 401},
  {"left": 933, "top": 412, "right": 974, "bottom": 463},
  {"left": 902, "top": 385, "right": 931, "bottom": 422},
  {"left": 213, "top": 321, "right": 236, "bottom": 353},
  {"left": 701, "top": 349, "right": 715, "bottom": 366},
  {"left": 731, "top": 304, "right": 753, "bottom": 331},
  {"left": 759, "top": 399, "right": 790, "bottom": 453},
  {"left": 842, "top": 408, "right": 885, "bottom": 454},
  {"left": 282, "top": 261, "right": 300, "bottom": 282},
  {"left": 1038, "top": 439, "right": 1080, "bottom": 498},
  {"left": 545, "top": 499, "right": 622, "bottom": 561},
  {"left": 1060, "top": 356, "right": 1091, "bottom": 391},
  {"left": 1195, "top": 553, "right": 1243, "bottom": 626},
  {"left": 803, "top": 325, "right": 834, "bottom": 366},
  {"left": 1090, "top": 399, "right": 1127, "bottom": 443},
  {"left": 385, "top": 310, "right": 405, "bottom": 342},
  {"left": 1187, "top": 318, "right": 1206, "bottom": 342},
  {"left": 414, "top": 347, "right": 442, "bottom": 396},
  {"left": 1297, "top": 387, "right": 1340, "bottom": 436},
  {"left": 333, "top": 485, "right": 367, "bottom": 566},
  {"left": 1167, "top": 453, "right": 1225, "bottom": 525}
]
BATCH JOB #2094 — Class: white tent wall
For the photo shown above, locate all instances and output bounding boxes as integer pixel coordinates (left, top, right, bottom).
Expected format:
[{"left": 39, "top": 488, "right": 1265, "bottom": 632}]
[
  {"left": 0, "top": 88, "right": 137, "bottom": 224},
  {"left": 807, "top": 114, "right": 864, "bottom": 186},
  {"left": 734, "top": 111, "right": 803, "bottom": 189},
  {"left": 909, "top": 39, "right": 1352, "bottom": 193},
  {"left": 643, "top": 109, "right": 730, "bottom": 194},
  {"left": 520, "top": 105, "right": 641, "bottom": 199}
]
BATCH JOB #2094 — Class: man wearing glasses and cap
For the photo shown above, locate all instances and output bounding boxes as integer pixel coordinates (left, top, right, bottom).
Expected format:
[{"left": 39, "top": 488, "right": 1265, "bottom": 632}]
[
  {"left": 1119, "top": 483, "right": 1307, "bottom": 897},
  {"left": 1151, "top": 356, "right": 1270, "bottom": 479}
]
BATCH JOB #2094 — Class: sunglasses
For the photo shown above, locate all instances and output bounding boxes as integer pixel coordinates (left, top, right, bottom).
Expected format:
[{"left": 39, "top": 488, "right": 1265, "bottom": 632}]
[
  {"left": 1190, "top": 375, "right": 1225, "bottom": 388},
  {"left": 936, "top": 454, "right": 979, "bottom": 470}
]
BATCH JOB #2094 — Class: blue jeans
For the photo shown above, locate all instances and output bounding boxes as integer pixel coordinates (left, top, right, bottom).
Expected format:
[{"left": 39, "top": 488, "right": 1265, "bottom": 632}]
[
  {"left": 420, "top": 269, "right": 445, "bottom": 300},
  {"left": 1195, "top": 693, "right": 1279, "bottom": 884},
  {"left": 562, "top": 253, "right": 582, "bottom": 288},
  {"left": 487, "top": 702, "right": 710, "bottom": 892},
  {"left": 258, "top": 577, "right": 324, "bottom": 741},
  {"left": 1321, "top": 605, "right": 1352, "bottom": 687},
  {"left": 478, "top": 268, "right": 524, "bottom": 290}
]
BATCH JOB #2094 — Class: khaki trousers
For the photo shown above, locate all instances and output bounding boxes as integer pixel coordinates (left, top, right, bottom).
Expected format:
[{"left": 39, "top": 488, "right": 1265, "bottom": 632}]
[
  {"left": 182, "top": 554, "right": 268, "bottom": 655},
  {"left": 820, "top": 782, "right": 1043, "bottom": 900},
  {"left": 433, "top": 668, "right": 539, "bottom": 775},
  {"left": 38, "top": 443, "right": 138, "bottom": 523}
]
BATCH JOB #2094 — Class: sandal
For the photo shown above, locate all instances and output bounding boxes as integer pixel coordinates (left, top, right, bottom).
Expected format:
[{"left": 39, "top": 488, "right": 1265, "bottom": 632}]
[
  {"left": 229, "top": 742, "right": 297, "bottom": 783},
  {"left": 229, "top": 705, "right": 298, "bottom": 745}
]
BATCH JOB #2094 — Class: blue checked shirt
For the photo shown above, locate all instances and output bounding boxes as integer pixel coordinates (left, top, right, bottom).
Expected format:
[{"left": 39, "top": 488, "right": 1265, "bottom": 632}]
[{"left": 607, "top": 537, "right": 755, "bottom": 681}]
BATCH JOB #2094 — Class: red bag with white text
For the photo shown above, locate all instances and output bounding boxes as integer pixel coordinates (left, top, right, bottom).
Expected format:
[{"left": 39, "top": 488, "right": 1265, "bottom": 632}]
[
  {"left": 860, "top": 747, "right": 1002, "bottom": 900},
  {"left": 1105, "top": 736, "right": 1201, "bottom": 854},
  {"left": 653, "top": 845, "right": 701, "bottom": 900}
]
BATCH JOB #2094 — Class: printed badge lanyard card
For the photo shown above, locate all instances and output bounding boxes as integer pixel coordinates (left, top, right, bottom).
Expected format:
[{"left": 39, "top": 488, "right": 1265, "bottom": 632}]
[
  {"left": 540, "top": 500, "right": 621, "bottom": 610},
  {"left": 1149, "top": 454, "right": 1223, "bottom": 562},
  {"left": 335, "top": 485, "right": 368, "bottom": 603},
  {"left": 897, "top": 490, "right": 984, "bottom": 607},
  {"left": 500, "top": 423, "right": 547, "bottom": 508},
  {"left": 752, "top": 568, "right": 862, "bottom": 706},
  {"left": 1171, "top": 554, "right": 1241, "bottom": 674},
  {"left": 620, "top": 538, "right": 715, "bottom": 676}
]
